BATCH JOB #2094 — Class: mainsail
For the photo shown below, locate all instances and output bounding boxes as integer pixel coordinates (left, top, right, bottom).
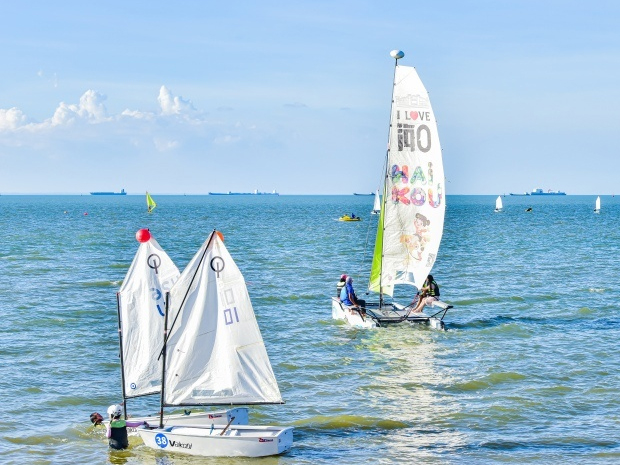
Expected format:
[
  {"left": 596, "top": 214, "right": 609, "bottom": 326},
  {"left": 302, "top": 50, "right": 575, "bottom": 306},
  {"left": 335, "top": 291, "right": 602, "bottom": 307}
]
[
  {"left": 496, "top": 196, "right": 503, "bottom": 211},
  {"left": 146, "top": 192, "right": 157, "bottom": 213},
  {"left": 595, "top": 196, "right": 601, "bottom": 212},
  {"left": 163, "top": 231, "right": 283, "bottom": 406},
  {"left": 369, "top": 64, "right": 446, "bottom": 296},
  {"left": 118, "top": 236, "right": 179, "bottom": 398}
]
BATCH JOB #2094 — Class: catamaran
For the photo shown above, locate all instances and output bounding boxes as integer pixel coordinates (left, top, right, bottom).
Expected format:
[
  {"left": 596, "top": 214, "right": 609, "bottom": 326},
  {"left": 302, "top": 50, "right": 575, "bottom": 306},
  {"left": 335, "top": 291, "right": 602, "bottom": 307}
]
[
  {"left": 371, "top": 190, "right": 381, "bottom": 214},
  {"left": 595, "top": 196, "right": 601, "bottom": 213},
  {"left": 495, "top": 196, "right": 503, "bottom": 212},
  {"left": 138, "top": 230, "right": 293, "bottom": 457},
  {"left": 115, "top": 229, "right": 248, "bottom": 432},
  {"left": 146, "top": 192, "right": 157, "bottom": 213},
  {"left": 332, "top": 50, "right": 452, "bottom": 330}
]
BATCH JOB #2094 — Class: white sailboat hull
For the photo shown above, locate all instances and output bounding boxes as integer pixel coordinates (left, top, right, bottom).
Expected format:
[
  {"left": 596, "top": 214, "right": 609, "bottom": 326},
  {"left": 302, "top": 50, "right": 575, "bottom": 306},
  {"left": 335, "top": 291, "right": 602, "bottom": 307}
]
[
  {"left": 332, "top": 297, "right": 377, "bottom": 328},
  {"left": 138, "top": 424, "right": 294, "bottom": 457},
  {"left": 126, "top": 408, "right": 249, "bottom": 435}
]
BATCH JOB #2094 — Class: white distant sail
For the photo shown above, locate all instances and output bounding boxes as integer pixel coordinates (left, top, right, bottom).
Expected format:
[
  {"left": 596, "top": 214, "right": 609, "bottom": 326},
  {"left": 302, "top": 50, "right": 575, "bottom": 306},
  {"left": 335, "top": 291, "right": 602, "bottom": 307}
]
[
  {"left": 164, "top": 232, "right": 282, "bottom": 406},
  {"left": 595, "top": 196, "right": 601, "bottom": 212},
  {"left": 118, "top": 237, "right": 179, "bottom": 397},
  {"left": 369, "top": 64, "right": 445, "bottom": 295},
  {"left": 495, "top": 196, "right": 503, "bottom": 212},
  {"left": 372, "top": 190, "right": 381, "bottom": 214}
]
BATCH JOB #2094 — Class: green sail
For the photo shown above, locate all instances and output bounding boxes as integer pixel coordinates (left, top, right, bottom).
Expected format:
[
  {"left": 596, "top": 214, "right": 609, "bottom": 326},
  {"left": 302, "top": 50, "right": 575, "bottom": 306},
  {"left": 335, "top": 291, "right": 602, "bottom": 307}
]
[{"left": 369, "top": 196, "right": 393, "bottom": 297}]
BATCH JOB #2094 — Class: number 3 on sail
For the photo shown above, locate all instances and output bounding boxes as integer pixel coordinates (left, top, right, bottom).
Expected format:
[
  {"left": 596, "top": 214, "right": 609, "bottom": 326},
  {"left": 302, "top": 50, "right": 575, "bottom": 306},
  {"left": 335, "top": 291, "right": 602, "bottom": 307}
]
[{"left": 332, "top": 50, "right": 453, "bottom": 330}]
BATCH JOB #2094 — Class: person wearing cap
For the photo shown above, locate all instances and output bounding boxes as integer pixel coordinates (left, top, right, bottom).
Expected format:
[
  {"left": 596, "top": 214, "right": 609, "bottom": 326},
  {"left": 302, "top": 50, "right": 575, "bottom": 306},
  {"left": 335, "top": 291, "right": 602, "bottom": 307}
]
[
  {"left": 339, "top": 276, "right": 366, "bottom": 311},
  {"left": 90, "top": 405, "right": 149, "bottom": 450},
  {"left": 336, "top": 274, "right": 347, "bottom": 297}
]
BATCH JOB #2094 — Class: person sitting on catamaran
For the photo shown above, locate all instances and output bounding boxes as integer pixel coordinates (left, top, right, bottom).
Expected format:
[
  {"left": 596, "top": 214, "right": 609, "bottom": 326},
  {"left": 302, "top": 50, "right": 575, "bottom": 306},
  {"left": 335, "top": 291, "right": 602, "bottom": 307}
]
[
  {"left": 336, "top": 274, "right": 347, "bottom": 297},
  {"left": 90, "top": 405, "right": 149, "bottom": 450},
  {"left": 340, "top": 276, "right": 366, "bottom": 311},
  {"left": 412, "top": 274, "right": 440, "bottom": 313}
]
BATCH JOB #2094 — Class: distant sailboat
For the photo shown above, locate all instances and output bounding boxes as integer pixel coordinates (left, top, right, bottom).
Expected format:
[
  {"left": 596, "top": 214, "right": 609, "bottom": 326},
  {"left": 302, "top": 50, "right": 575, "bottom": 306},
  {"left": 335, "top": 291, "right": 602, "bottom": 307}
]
[
  {"left": 494, "top": 196, "right": 503, "bottom": 213},
  {"left": 146, "top": 192, "right": 157, "bottom": 213},
  {"left": 595, "top": 196, "right": 601, "bottom": 213},
  {"left": 371, "top": 190, "right": 381, "bottom": 215}
]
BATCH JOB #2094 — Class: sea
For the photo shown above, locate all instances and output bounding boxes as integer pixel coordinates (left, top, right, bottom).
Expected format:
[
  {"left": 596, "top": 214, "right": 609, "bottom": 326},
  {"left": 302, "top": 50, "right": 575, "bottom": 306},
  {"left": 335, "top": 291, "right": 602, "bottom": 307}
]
[{"left": 1, "top": 194, "right": 619, "bottom": 465}]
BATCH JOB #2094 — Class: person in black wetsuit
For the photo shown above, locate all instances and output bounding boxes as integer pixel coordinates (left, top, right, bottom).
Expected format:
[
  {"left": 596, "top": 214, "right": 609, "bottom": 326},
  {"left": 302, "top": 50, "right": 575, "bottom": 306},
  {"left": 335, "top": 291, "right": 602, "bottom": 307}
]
[{"left": 91, "top": 405, "right": 148, "bottom": 450}]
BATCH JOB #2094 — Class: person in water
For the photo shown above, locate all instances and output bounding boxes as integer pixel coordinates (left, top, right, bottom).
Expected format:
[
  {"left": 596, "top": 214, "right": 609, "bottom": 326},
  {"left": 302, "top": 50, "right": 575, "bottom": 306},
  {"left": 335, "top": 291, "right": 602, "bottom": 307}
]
[
  {"left": 412, "top": 274, "right": 440, "bottom": 313},
  {"left": 336, "top": 274, "right": 347, "bottom": 297},
  {"left": 91, "top": 405, "right": 149, "bottom": 450},
  {"left": 340, "top": 276, "right": 366, "bottom": 311}
]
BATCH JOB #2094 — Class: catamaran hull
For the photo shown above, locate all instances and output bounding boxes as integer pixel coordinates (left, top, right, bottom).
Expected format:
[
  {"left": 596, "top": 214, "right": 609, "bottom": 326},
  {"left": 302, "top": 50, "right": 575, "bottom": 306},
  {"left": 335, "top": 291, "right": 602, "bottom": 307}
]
[
  {"left": 126, "top": 408, "right": 249, "bottom": 435},
  {"left": 138, "top": 424, "right": 293, "bottom": 457},
  {"left": 332, "top": 297, "right": 449, "bottom": 330},
  {"left": 332, "top": 297, "right": 377, "bottom": 328}
]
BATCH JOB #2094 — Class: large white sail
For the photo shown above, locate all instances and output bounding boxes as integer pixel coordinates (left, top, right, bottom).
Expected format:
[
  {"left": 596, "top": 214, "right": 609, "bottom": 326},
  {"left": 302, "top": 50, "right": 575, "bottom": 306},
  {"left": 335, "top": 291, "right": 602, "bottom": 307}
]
[
  {"left": 595, "top": 196, "right": 601, "bottom": 212},
  {"left": 496, "top": 196, "right": 503, "bottom": 211},
  {"left": 118, "top": 236, "right": 179, "bottom": 397},
  {"left": 369, "top": 64, "right": 446, "bottom": 296},
  {"left": 164, "top": 232, "right": 282, "bottom": 406}
]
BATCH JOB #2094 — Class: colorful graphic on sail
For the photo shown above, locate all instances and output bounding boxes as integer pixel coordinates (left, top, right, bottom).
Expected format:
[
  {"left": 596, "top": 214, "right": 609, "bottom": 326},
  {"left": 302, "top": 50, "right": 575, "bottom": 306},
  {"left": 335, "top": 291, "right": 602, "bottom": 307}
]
[{"left": 369, "top": 64, "right": 445, "bottom": 296}]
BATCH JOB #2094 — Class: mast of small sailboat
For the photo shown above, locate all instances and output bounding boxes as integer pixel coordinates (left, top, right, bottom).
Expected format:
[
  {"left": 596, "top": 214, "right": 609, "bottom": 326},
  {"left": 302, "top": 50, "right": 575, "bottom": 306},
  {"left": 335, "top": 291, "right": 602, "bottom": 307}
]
[
  {"left": 377, "top": 50, "right": 404, "bottom": 309},
  {"left": 115, "top": 292, "right": 129, "bottom": 420}
]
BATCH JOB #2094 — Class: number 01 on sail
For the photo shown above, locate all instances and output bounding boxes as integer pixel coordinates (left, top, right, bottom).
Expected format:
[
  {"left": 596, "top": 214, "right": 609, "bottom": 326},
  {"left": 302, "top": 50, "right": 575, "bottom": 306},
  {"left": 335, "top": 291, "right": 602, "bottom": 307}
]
[{"left": 332, "top": 50, "right": 453, "bottom": 329}]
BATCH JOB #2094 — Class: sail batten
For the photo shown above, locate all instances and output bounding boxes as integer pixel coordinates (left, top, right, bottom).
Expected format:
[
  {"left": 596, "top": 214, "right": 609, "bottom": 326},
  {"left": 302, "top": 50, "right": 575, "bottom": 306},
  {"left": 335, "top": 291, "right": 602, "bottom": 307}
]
[
  {"left": 163, "top": 231, "right": 283, "bottom": 406},
  {"left": 369, "top": 64, "right": 446, "bottom": 296}
]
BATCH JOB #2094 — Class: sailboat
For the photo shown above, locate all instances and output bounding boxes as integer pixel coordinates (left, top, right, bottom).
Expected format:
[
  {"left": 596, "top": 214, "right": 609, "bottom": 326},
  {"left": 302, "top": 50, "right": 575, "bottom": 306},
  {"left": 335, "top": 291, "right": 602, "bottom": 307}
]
[
  {"left": 138, "top": 230, "right": 293, "bottom": 457},
  {"left": 115, "top": 229, "right": 248, "bottom": 431},
  {"left": 371, "top": 190, "right": 381, "bottom": 214},
  {"left": 595, "top": 196, "right": 601, "bottom": 213},
  {"left": 495, "top": 196, "right": 503, "bottom": 212},
  {"left": 146, "top": 192, "right": 157, "bottom": 213},
  {"left": 332, "top": 50, "right": 452, "bottom": 330}
]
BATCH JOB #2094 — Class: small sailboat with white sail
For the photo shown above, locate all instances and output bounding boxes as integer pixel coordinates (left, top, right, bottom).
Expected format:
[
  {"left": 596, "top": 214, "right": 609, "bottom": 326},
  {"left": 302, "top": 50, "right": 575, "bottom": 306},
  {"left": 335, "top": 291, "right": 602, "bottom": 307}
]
[
  {"left": 495, "top": 196, "right": 503, "bottom": 213},
  {"left": 332, "top": 50, "right": 453, "bottom": 330},
  {"left": 115, "top": 229, "right": 248, "bottom": 432},
  {"left": 371, "top": 190, "right": 381, "bottom": 214},
  {"left": 138, "top": 230, "right": 293, "bottom": 457},
  {"left": 595, "top": 196, "right": 601, "bottom": 213}
]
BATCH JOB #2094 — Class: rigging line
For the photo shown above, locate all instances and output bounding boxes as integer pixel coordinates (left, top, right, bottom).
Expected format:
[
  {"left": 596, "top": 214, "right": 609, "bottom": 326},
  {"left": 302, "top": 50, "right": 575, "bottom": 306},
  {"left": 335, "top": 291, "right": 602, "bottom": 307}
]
[{"left": 157, "top": 229, "right": 217, "bottom": 361}]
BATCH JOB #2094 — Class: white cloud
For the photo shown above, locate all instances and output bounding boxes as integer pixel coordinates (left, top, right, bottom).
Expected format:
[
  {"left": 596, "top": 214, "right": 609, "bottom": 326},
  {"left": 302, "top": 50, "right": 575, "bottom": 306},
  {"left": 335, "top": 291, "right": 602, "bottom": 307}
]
[
  {"left": 0, "top": 108, "right": 29, "bottom": 130},
  {"left": 157, "top": 86, "right": 195, "bottom": 115},
  {"left": 50, "top": 90, "right": 109, "bottom": 126}
]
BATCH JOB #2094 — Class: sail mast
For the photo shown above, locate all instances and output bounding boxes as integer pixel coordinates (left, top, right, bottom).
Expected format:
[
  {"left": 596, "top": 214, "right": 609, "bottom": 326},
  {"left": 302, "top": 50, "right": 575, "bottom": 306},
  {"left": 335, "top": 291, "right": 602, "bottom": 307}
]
[
  {"left": 378, "top": 50, "right": 404, "bottom": 308},
  {"left": 115, "top": 292, "right": 128, "bottom": 420},
  {"left": 159, "top": 292, "right": 170, "bottom": 429}
]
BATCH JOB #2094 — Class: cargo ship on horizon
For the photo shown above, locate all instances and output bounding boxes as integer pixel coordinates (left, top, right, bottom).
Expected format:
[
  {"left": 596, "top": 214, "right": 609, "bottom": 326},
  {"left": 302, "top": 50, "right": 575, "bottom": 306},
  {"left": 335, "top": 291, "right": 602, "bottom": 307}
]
[
  {"left": 90, "top": 189, "right": 127, "bottom": 196},
  {"left": 208, "top": 189, "right": 279, "bottom": 196}
]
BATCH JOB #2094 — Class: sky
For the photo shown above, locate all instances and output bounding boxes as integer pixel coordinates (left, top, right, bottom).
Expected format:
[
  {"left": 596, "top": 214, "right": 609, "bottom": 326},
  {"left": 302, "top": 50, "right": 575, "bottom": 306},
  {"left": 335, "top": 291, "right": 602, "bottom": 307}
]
[{"left": 0, "top": 0, "right": 619, "bottom": 195}]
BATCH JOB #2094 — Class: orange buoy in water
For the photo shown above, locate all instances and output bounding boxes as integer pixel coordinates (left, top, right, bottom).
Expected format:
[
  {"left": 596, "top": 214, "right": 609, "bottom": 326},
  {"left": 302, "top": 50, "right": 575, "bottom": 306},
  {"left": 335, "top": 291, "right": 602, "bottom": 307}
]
[{"left": 136, "top": 228, "right": 151, "bottom": 243}]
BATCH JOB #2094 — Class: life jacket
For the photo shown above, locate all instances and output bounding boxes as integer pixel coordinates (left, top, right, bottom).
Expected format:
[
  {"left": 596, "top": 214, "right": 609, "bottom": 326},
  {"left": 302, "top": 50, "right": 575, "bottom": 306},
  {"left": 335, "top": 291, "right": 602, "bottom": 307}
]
[
  {"left": 427, "top": 280, "right": 439, "bottom": 297},
  {"left": 109, "top": 419, "right": 129, "bottom": 450}
]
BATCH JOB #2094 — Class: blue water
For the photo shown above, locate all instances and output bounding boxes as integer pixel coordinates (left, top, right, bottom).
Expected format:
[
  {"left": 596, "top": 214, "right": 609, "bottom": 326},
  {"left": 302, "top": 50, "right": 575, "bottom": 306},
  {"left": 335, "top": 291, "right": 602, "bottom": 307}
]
[{"left": 1, "top": 194, "right": 619, "bottom": 464}]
